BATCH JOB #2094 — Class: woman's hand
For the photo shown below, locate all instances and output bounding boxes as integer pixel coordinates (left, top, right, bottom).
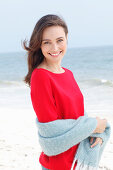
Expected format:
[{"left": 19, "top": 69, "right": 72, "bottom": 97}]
[
  {"left": 90, "top": 137, "right": 103, "bottom": 148},
  {"left": 93, "top": 117, "right": 107, "bottom": 133}
]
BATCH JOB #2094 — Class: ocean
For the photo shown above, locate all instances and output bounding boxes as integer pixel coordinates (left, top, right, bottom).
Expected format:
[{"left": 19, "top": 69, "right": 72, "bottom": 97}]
[
  {"left": 0, "top": 45, "right": 113, "bottom": 115},
  {"left": 0, "top": 45, "right": 113, "bottom": 170}
]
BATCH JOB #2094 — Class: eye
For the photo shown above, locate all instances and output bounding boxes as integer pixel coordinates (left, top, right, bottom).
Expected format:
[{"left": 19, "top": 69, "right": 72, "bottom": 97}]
[
  {"left": 43, "top": 41, "right": 49, "bottom": 44},
  {"left": 58, "top": 39, "right": 63, "bottom": 42}
]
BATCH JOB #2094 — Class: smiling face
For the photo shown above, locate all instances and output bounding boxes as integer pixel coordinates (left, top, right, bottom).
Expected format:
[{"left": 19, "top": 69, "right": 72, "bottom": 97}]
[{"left": 40, "top": 26, "right": 68, "bottom": 64}]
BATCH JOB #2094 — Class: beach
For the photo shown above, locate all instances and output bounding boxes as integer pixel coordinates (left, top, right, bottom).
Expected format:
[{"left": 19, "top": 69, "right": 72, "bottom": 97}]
[
  {"left": 0, "top": 46, "right": 113, "bottom": 169},
  {"left": 0, "top": 82, "right": 113, "bottom": 170},
  {"left": 0, "top": 84, "right": 42, "bottom": 170}
]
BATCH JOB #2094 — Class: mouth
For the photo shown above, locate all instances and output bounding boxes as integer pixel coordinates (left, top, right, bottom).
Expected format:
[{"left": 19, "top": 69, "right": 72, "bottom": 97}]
[{"left": 48, "top": 51, "right": 62, "bottom": 57}]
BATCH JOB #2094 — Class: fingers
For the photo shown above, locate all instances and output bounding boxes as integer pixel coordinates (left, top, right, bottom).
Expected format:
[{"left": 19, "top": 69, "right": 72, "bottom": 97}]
[
  {"left": 90, "top": 137, "right": 103, "bottom": 148},
  {"left": 91, "top": 139, "right": 98, "bottom": 148},
  {"left": 90, "top": 137, "right": 94, "bottom": 144}
]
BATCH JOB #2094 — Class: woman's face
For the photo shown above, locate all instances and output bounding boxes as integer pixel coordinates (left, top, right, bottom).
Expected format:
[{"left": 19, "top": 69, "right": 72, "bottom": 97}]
[{"left": 40, "top": 26, "right": 68, "bottom": 64}]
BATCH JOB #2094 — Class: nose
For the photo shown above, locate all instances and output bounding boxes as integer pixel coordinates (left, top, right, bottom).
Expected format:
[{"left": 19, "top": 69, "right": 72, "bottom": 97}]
[{"left": 51, "top": 43, "right": 58, "bottom": 51}]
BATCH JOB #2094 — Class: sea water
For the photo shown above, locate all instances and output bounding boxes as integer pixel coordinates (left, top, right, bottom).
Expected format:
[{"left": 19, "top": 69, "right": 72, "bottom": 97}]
[{"left": 0, "top": 45, "right": 113, "bottom": 117}]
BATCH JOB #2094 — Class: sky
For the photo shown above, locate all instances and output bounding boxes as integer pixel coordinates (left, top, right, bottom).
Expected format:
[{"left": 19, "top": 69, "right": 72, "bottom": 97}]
[{"left": 0, "top": 0, "right": 113, "bottom": 53}]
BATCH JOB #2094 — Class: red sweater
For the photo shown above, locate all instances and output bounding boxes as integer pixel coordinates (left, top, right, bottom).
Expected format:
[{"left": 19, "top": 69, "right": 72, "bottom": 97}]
[{"left": 30, "top": 67, "right": 84, "bottom": 170}]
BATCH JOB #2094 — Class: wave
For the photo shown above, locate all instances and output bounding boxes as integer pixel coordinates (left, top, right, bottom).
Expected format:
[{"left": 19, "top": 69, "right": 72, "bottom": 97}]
[
  {"left": 0, "top": 78, "right": 113, "bottom": 89},
  {"left": 0, "top": 80, "right": 27, "bottom": 88},
  {"left": 80, "top": 78, "right": 113, "bottom": 87}
]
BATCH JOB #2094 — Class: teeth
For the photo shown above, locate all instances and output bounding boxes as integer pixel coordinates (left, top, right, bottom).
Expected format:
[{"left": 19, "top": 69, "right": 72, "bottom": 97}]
[
  {"left": 50, "top": 51, "right": 61, "bottom": 56},
  {"left": 51, "top": 53, "right": 59, "bottom": 56}
]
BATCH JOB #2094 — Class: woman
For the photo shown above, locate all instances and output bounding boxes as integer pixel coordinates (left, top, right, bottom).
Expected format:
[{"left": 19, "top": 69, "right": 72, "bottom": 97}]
[{"left": 23, "top": 14, "right": 107, "bottom": 170}]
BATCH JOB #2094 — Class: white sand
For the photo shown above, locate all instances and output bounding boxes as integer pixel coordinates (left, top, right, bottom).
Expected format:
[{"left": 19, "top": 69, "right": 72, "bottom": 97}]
[
  {"left": 0, "top": 106, "right": 112, "bottom": 170},
  {"left": 0, "top": 107, "right": 42, "bottom": 170},
  {"left": 0, "top": 85, "right": 113, "bottom": 170}
]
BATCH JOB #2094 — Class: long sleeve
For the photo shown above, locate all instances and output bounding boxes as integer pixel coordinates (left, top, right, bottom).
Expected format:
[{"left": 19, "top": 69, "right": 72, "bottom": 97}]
[
  {"left": 30, "top": 67, "right": 89, "bottom": 170},
  {"left": 37, "top": 115, "right": 98, "bottom": 156},
  {"left": 30, "top": 69, "right": 59, "bottom": 123}
]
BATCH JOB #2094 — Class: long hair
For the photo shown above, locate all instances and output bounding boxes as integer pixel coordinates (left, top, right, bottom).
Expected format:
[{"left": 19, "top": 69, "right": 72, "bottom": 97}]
[{"left": 22, "top": 14, "right": 68, "bottom": 87}]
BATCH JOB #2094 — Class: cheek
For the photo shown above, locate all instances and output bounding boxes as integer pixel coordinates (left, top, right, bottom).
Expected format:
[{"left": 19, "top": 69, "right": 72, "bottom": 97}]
[
  {"left": 41, "top": 46, "right": 47, "bottom": 54},
  {"left": 60, "top": 42, "right": 67, "bottom": 50}
]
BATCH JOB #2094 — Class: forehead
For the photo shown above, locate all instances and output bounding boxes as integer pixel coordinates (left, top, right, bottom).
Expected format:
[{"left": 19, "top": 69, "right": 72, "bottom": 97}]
[{"left": 42, "top": 26, "right": 65, "bottom": 39}]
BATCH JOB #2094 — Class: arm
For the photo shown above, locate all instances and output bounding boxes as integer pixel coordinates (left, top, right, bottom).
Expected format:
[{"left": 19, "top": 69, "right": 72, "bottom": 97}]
[
  {"left": 37, "top": 113, "right": 98, "bottom": 156},
  {"left": 84, "top": 110, "right": 107, "bottom": 134},
  {"left": 30, "top": 69, "right": 59, "bottom": 123},
  {"left": 84, "top": 110, "right": 108, "bottom": 144}
]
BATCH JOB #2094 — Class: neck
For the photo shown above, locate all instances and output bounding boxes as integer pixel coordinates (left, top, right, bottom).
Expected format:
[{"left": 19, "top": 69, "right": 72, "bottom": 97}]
[{"left": 42, "top": 59, "right": 62, "bottom": 72}]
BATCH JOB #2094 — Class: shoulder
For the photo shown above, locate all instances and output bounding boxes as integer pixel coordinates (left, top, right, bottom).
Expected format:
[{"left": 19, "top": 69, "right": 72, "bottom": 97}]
[
  {"left": 63, "top": 67, "right": 77, "bottom": 81},
  {"left": 63, "top": 67, "right": 73, "bottom": 75},
  {"left": 31, "top": 68, "right": 50, "bottom": 85},
  {"left": 31, "top": 68, "right": 50, "bottom": 78}
]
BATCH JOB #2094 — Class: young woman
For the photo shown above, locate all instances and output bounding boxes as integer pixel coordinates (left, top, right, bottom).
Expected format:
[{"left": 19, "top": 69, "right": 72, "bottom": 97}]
[{"left": 23, "top": 14, "right": 107, "bottom": 170}]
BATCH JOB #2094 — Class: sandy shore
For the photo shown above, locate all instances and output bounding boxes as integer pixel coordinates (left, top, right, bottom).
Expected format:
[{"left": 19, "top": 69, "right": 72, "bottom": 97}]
[
  {"left": 0, "top": 107, "right": 42, "bottom": 170},
  {"left": 0, "top": 106, "right": 112, "bottom": 170}
]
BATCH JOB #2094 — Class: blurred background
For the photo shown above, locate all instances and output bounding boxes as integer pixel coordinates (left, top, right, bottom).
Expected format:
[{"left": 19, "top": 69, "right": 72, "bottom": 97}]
[{"left": 0, "top": 0, "right": 113, "bottom": 170}]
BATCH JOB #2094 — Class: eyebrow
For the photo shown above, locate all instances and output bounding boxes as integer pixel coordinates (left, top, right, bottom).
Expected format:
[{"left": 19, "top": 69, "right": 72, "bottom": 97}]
[{"left": 42, "top": 37, "right": 64, "bottom": 41}]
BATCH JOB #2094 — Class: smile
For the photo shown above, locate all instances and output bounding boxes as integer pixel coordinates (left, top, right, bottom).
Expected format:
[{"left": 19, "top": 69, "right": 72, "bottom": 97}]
[{"left": 49, "top": 51, "right": 62, "bottom": 56}]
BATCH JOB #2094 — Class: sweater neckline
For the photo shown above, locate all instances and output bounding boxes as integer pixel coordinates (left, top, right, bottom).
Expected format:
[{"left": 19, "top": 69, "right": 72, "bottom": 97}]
[{"left": 36, "top": 67, "right": 66, "bottom": 75}]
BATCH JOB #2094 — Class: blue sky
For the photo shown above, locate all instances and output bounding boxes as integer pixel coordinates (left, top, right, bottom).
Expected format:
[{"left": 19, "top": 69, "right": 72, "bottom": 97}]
[{"left": 0, "top": 0, "right": 113, "bottom": 53}]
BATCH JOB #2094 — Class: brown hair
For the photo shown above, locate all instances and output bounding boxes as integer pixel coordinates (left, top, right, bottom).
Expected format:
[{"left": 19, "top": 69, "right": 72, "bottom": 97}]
[{"left": 22, "top": 14, "right": 68, "bottom": 87}]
